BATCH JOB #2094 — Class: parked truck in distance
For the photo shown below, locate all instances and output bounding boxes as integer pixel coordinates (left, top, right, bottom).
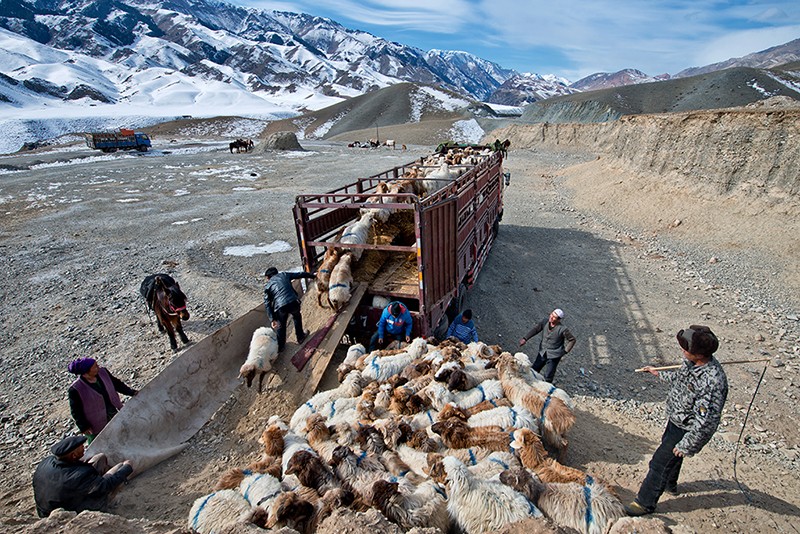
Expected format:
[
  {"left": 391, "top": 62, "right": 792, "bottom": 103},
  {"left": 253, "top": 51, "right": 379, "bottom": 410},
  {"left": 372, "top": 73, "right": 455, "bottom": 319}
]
[
  {"left": 84, "top": 128, "right": 151, "bottom": 152},
  {"left": 293, "top": 143, "right": 509, "bottom": 340}
]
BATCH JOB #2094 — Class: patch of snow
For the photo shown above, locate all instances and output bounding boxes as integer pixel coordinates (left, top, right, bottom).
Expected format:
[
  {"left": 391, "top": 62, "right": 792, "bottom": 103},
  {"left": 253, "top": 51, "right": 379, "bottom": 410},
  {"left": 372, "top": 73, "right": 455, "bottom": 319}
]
[
  {"left": 174, "top": 189, "right": 190, "bottom": 196},
  {"left": 448, "top": 119, "right": 485, "bottom": 144},
  {"left": 116, "top": 198, "right": 141, "bottom": 203},
  {"left": 223, "top": 240, "right": 293, "bottom": 257}
]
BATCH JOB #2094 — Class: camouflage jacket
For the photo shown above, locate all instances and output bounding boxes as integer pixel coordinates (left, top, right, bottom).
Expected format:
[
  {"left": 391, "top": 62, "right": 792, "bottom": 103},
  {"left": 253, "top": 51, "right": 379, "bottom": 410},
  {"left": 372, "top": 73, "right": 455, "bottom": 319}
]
[{"left": 660, "top": 357, "right": 728, "bottom": 456}]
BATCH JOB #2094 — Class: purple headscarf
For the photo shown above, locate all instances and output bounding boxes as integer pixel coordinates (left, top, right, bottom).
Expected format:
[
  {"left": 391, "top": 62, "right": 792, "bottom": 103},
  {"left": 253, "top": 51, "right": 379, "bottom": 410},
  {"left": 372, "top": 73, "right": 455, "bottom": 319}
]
[{"left": 68, "top": 357, "right": 96, "bottom": 375}]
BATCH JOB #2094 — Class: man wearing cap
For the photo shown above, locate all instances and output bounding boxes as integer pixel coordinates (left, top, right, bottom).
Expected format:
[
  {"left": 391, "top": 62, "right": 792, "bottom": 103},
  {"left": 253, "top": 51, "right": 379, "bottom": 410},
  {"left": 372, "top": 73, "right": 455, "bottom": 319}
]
[
  {"left": 369, "top": 301, "right": 413, "bottom": 351},
  {"left": 32, "top": 434, "right": 133, "bottom": 517},
  {"left": 625, "top": 325, "right": 728, "bottom": 516},
  {"left": 519, "top": 308, "right": 576, "bottom": 384},
  {"left": 68, "top": 358, "right": 137, "bottom": 444},
  {"left": 263, "top": 266, "right": 316, "bottom": 352}
]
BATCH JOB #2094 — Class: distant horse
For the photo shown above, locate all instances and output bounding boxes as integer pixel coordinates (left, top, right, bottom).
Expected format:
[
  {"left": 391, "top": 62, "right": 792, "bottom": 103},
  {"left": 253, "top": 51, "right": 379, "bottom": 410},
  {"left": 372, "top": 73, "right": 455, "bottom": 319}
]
[
  {"left": 140, "top": 273, "right": 190, "bottom": 351},
  {"left": 384, "top": 139, "right": 396, "bottom": 150},
  {"left": 229, "top": 138, "right": 253, "bottom": 153}
]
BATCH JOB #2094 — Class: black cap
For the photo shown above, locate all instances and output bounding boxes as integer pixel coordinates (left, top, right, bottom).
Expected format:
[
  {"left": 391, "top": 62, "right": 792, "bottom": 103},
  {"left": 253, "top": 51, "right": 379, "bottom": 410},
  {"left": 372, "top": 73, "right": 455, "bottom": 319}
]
[
  {"left": 390, "top": 303, "right": 402, "bottom": 316},
  {"left": 264, "top": 267, "right": 278, "bottom": 278},
  {"left": 51, "top": 435, "right": 87, "bottom": 457}
]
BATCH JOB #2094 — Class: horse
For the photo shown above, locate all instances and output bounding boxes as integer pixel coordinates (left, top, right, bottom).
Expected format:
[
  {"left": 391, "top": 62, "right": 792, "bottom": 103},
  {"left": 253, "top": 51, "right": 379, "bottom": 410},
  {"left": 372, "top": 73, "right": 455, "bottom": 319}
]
[
  {"left": 140, "top": 273, "right": 190, "bottom": 351},
  {"left": 229, "top": 138, "right": 252, "bottom": 153}
]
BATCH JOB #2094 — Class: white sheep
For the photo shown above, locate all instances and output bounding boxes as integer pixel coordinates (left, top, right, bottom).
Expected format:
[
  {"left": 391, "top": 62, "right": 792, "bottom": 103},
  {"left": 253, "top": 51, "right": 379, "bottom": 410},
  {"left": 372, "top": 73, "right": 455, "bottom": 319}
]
[
  {"left": 327, "top": 252, "right": 354, "bottom": 312},
  {"left": 339, "top": 212, "right": 372, "bottom": 260},
  {"left": 289, "top": 370, "right": 364, "bottom": 433},
  {"left": 442, "top": 456, "right": 542, "bottom": 534},
  {"left": 187, "top": 489, "right": 253, "bottom": 534},
  {"left": 361, "top": 350, "right": 415, "bottom": 382},
  {"left": 239, "top": 472, "right": 283, "bottom": 512},
  {"left": 513, "top": 352, "right": 574, "bottom": 409},
  {"left": 360, "top": 182, "right": 392, "bottom": 223},
  {"left": 239, "top": 326, "right": 279, "bottom": 393}
]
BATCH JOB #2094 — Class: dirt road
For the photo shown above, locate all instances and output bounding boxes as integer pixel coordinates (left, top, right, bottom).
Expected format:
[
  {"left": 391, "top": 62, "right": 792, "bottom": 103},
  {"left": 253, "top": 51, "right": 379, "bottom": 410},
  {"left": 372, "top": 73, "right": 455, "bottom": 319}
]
[{"left": 0, "top": 134, "right": 797, "bottom": 533}]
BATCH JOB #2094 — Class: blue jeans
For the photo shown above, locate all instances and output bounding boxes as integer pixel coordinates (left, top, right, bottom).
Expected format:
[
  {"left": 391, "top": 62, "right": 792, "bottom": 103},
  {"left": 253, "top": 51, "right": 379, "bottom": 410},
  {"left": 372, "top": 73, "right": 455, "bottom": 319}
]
[{"left": 636, "top": 421, "right": 686, "bottom": 510}]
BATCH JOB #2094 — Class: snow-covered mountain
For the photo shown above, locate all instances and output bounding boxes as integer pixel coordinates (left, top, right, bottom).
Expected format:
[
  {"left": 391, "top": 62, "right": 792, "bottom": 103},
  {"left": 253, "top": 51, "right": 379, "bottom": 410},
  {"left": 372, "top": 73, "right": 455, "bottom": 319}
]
[
  {"left": 0, "top": 0, "right": 538, "bottom": 113},
  {"left": 487, "top": 73, "right": 576, "bottom": 105},
  {"left": 570, "top": 69, "right": 670, "bottom": 91}
]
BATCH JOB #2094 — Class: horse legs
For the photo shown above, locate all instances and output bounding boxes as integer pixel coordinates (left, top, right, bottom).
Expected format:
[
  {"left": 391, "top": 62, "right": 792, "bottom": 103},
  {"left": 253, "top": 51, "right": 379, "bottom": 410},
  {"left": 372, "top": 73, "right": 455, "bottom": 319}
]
[{"left": 176, "top": 319, "right": 190, "bottom": 345}]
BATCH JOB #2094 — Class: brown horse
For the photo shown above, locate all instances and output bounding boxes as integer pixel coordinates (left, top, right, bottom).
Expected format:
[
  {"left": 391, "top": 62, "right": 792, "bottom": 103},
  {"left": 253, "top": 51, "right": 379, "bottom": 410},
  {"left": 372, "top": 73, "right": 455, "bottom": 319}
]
[
  {"left": 140, "top": 273, "right": 190, "bottom": 351},
  {"left": 229, "top": 138, "right": 254, "bottom": 153}
]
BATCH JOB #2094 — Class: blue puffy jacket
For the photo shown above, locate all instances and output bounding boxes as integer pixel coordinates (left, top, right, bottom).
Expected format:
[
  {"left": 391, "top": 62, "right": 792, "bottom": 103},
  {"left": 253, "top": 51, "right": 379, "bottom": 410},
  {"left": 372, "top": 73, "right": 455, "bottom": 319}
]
[{"left": 376, "top": 302, "right": 413, "bottom": 339}]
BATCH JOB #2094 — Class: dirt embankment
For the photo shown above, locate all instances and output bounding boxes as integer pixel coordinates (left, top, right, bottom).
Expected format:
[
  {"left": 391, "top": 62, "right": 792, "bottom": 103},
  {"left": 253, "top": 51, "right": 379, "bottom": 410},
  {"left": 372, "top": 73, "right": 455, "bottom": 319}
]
[{"left": 496, "top": 103, "right": 800, "bottom": 203}]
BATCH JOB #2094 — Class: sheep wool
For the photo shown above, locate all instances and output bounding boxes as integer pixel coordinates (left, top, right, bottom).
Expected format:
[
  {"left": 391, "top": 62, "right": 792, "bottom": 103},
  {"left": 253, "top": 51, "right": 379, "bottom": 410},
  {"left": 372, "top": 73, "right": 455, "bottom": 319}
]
[{"left": 187, "top": 489, "right": 252, "bottom": 534}]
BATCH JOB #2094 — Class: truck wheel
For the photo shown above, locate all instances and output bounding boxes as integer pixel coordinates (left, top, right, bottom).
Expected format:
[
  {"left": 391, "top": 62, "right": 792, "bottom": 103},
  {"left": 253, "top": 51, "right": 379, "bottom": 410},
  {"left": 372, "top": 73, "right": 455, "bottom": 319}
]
[
  {"left": 137, "top": 145, "right": 148, "bottom": 152},
  {"left": 492, "top": 218, "right": 500, "bottom": 237},
  {"left": 433, "top": 314, "right": 449, "bottom": 341}
]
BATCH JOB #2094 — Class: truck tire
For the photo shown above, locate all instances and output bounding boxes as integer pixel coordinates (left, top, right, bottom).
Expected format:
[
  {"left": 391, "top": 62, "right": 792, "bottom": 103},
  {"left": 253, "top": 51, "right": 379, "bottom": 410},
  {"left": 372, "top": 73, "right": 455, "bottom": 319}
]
[
  {"left": 433, "top": 314, "right": 449, "bottom": 341},
  {"left": 137, "top": 145, "right": 148, "bottom": 152}
]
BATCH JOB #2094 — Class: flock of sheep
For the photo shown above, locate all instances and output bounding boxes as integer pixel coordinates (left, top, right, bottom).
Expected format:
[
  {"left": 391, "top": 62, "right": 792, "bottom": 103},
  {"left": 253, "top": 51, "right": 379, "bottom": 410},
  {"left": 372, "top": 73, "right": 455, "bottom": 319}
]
[
  {"left": 196, "top": 337, "right": 625, "bottom": 534},
  {"left": 313, "top": 146, "right": 494, "bottom": 313}
]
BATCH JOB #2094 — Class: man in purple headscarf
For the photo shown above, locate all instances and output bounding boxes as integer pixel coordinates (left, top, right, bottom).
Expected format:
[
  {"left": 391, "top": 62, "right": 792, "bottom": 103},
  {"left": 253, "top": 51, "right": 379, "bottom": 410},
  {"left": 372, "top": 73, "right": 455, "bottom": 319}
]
[{"left": 67, "top": 358, "right": 138, "bottom": 444}]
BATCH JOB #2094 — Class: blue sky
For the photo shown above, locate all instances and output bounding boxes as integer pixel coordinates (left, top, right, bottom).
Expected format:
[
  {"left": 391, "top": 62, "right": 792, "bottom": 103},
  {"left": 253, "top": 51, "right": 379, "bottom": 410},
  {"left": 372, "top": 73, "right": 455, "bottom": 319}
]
[{"left": 238, "top": 0, "right": 800, "bottom": 81}]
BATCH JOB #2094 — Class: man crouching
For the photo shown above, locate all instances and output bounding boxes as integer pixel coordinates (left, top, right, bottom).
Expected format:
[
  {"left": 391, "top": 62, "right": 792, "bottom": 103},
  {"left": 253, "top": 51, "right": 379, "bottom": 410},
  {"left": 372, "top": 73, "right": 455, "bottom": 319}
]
[{"left": 33, "top": 434, "right": 133, "bottom": 517}]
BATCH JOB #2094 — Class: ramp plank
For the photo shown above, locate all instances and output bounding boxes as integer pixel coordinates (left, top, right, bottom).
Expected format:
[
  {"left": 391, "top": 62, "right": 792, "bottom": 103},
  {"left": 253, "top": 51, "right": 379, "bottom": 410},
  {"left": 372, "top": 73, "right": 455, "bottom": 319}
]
[
  {"left": 291, "top": 314, "right": 336, "bottom": 371},
  {"left": 300, "top": 283, "right": 367, "bottom": 400}
]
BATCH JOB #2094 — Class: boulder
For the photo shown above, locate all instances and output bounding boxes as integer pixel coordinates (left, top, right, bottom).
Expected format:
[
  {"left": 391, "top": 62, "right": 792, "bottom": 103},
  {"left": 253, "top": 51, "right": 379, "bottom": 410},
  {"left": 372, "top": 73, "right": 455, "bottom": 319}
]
[{"left": 263, "top": 131, "right": 304, "bottom": 151}]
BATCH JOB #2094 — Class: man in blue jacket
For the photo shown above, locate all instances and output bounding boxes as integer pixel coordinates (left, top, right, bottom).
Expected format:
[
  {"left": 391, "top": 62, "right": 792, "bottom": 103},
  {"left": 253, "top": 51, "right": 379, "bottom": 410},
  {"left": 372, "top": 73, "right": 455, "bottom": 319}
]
[
  {"left": 264, "top": 266, "right": 316, "bottom": 352},
  {"left": 446, "top": 309, "right": 478, "bottom": 344},
  {"left": 369, "top": 301, "right": 413, "bottom": 351}
]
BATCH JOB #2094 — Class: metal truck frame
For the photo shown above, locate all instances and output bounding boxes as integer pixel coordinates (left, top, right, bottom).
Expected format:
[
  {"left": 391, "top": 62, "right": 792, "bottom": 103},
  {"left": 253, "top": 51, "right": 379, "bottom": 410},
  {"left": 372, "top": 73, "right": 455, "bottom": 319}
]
[{"left": 293, "top": 147, "right": 508, "bottom": 340}]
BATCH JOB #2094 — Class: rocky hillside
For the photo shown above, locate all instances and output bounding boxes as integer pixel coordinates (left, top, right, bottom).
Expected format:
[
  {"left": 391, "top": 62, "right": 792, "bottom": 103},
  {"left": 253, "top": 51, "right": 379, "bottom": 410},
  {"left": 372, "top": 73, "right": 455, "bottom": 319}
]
[
  {"left": 518, "top": 66, "right": 800, "bottom": 123},
  {"left": 493, "top": 96, "right": 800, "bottom": 203}
]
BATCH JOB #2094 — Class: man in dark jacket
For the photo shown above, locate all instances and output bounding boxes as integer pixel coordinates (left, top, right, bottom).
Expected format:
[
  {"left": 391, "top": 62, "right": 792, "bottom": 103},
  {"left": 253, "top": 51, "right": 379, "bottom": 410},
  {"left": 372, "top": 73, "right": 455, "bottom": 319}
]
[
  {"left": 68, "top": 358, "right": 138, "bottom": 444},
  {"left": 369, "top": 301, "right": 413, "bottom": 351},
  {"left": 264, "top": 266, "right": 316, "bottom": 352},
  {"left": 625, "top": 325, "right": 728, "bottom": 516},
  {"left": 33, "top": 435, "right": 133, "bottom": 517},
  {"left": 519, "top": 308, "right": 576, "bottom": 384}
]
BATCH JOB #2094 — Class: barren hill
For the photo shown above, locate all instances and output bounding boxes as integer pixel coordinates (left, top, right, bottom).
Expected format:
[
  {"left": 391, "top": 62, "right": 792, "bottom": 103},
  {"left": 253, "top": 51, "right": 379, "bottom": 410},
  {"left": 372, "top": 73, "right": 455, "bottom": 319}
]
[{"left": 518, "top": 66, "right": 800, "bottom": 124}]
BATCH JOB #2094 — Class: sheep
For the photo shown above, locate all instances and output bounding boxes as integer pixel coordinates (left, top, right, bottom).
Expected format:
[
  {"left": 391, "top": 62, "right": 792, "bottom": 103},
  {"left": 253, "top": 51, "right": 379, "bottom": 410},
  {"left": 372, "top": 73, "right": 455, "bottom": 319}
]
[
  {"left": 447, "top": 367, "right": 498, "bottom": 391},
  {"left": 421, "top": 163, "right": 455, "bottom": 197},
  {"left": 510, "top": 428, "right": 599, "bottom": 488},
  {"left": 497, "top": 353, "right": 574, "bottom": 456},
  {"left": 360, "top": 349, "right": 415, "bottom": 382},
  {"left": 338, "top": 213, "right": 372, "bottom": 260},
  {"left": 500, "top": 467, "right": 624, "bottom": 534},
  {"left": 513, "top": 352, "right": 574, "bottom": 410},
  {"left": 430, "top": 418, "right": 513, "bottom": 452},
  {"left": 441, "top": 455, "right": 542, "bottom": 534},
  {"left": 304, "top": 413, "right": 341, "bottom": 463},
  {"left": 439, "top": 402, "right": 539, "bottom": 433},
  {"left": 259, "top": 419, "right": 286, "bottom": 458},
  {"left": 187, "top": 489, "right": 253, "bottom": 534},
  {"left": 370, "top": 478, "right": 450, "bottom": 533},
  {"left": 360, "top": 181, "right": 392, "bottom": 223},
  {"left": 264, "top": 490, "right": 316, "bottom": 533},
  {"left": 239, "top": 472, "right": 283, "bottom": 513},
  {"left": 290, "top": 369, "right": 364, "bottom": 433},
  {"left": 280, "top": 428, "right": 314, "bottom": 475},
  {"left": 214, "top": 456, "right": 282, "bottom": 490},
  {"left": 314, "top": 244, "right": 341, "bottom": 308},
  {"left": 239, "top": 326, "right": 279, "bottom": 393},
  {"left": 327, "top": 252, "right": 354, "bottom": 312},
  {"left": 285, "top": 449, "right": 353, "bottom": 503},
  {"left": 420, "top": 378, "right": 505, "bottom": 411},
  {"left": 336, "top": 343, "right": 366, "bottom": 382},
  {"left": 329, "top": 445, "right": 395, "bottom": 502}
]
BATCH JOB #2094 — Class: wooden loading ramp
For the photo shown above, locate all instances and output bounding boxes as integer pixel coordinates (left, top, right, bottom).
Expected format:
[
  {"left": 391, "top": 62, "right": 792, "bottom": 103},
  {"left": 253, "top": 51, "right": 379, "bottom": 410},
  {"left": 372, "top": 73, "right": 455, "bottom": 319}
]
[{"left": 293, "top": 282, "right": 367, "bottom": 400}]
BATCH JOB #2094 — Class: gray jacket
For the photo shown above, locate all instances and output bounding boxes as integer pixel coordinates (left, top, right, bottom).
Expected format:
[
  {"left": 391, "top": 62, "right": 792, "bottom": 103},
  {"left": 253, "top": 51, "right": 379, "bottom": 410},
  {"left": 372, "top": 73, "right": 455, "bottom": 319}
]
[
  {"left": 523, "top": 317, "right": 576, "bottom": 359},
  {"left": 263, "top": 271, "right": 314, "bottom": 320},
  {"left": 661, "top": 357, "right": 728, "bottom": 456}
]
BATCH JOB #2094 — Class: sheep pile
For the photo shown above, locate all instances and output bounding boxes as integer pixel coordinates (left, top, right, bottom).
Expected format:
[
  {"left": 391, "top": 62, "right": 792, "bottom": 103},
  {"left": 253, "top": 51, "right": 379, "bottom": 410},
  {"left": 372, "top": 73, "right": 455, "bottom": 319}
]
[
  {"left": 189, "top": 338, "right": 624, "bottom": 534},
  {"left": 319, "top": 147, "right": 493, "bottom": 311}
]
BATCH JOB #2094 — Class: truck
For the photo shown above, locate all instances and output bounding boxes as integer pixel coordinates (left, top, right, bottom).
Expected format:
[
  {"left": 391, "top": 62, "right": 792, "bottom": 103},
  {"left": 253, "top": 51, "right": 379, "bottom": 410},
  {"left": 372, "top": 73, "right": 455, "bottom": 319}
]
[
  {"left": 84, "top": 128, "right": 151, "bottom": 152},
  {"left": 293, "top": 144, "right": 509, "bottom": 341}
]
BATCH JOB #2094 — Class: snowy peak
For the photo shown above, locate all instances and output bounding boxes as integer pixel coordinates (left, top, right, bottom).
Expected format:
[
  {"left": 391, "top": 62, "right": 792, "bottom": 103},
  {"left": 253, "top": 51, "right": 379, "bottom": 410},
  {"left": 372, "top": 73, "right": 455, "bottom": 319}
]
[
  {"left": 570, "top": 69, "right": 667, "bottom": 91},
  {"left": 487, "top": 72, "right": 577, "bottom": 106}
]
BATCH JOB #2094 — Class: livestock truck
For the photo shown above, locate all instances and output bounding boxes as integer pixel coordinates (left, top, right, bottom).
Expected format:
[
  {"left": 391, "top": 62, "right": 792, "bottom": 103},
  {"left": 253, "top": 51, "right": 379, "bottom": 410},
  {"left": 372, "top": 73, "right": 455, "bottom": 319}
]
[
  {"left": 294, "top": 144, "right": 510, "bottom": 341},
  {"left": 84, "top": 128, "right": 151, "bottom": 152}
]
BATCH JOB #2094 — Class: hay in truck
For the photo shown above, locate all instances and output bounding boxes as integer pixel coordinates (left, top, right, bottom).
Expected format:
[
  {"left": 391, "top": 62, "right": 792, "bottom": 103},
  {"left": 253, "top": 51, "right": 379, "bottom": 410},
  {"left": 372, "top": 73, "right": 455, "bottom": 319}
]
[
  {"left": 293, "top": 142, "right": 510, "bottom": 343},
  {"left": 84, "top": 128, "right": 152, "bottom": 152}
]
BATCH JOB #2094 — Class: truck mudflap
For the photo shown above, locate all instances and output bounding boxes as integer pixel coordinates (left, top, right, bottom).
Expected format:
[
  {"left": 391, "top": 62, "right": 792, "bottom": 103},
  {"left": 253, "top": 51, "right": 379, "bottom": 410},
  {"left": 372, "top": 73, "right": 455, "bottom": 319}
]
[{"left": 85, "top": 305, "right": 270, "bottom": 475}]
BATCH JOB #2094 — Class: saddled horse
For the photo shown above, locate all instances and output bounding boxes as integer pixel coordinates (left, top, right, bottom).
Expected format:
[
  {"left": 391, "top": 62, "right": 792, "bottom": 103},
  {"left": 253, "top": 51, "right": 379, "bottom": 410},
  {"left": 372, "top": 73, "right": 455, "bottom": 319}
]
[
  {"left": 229, "top": 138, "right": 254, "bottom": 153},
  {"left": 140, "top": 273, "right": 190, "bottom": 351}
]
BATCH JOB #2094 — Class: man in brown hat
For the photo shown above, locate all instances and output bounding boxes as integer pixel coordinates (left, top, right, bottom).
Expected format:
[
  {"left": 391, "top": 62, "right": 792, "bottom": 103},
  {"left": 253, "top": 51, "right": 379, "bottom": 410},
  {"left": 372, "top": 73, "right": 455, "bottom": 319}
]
[
  {"left": 32, "top": 434, "right": 133, "bottom": 517},
  {"left": 625, "top": 325, "right": 728, "bottom": 516}
]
